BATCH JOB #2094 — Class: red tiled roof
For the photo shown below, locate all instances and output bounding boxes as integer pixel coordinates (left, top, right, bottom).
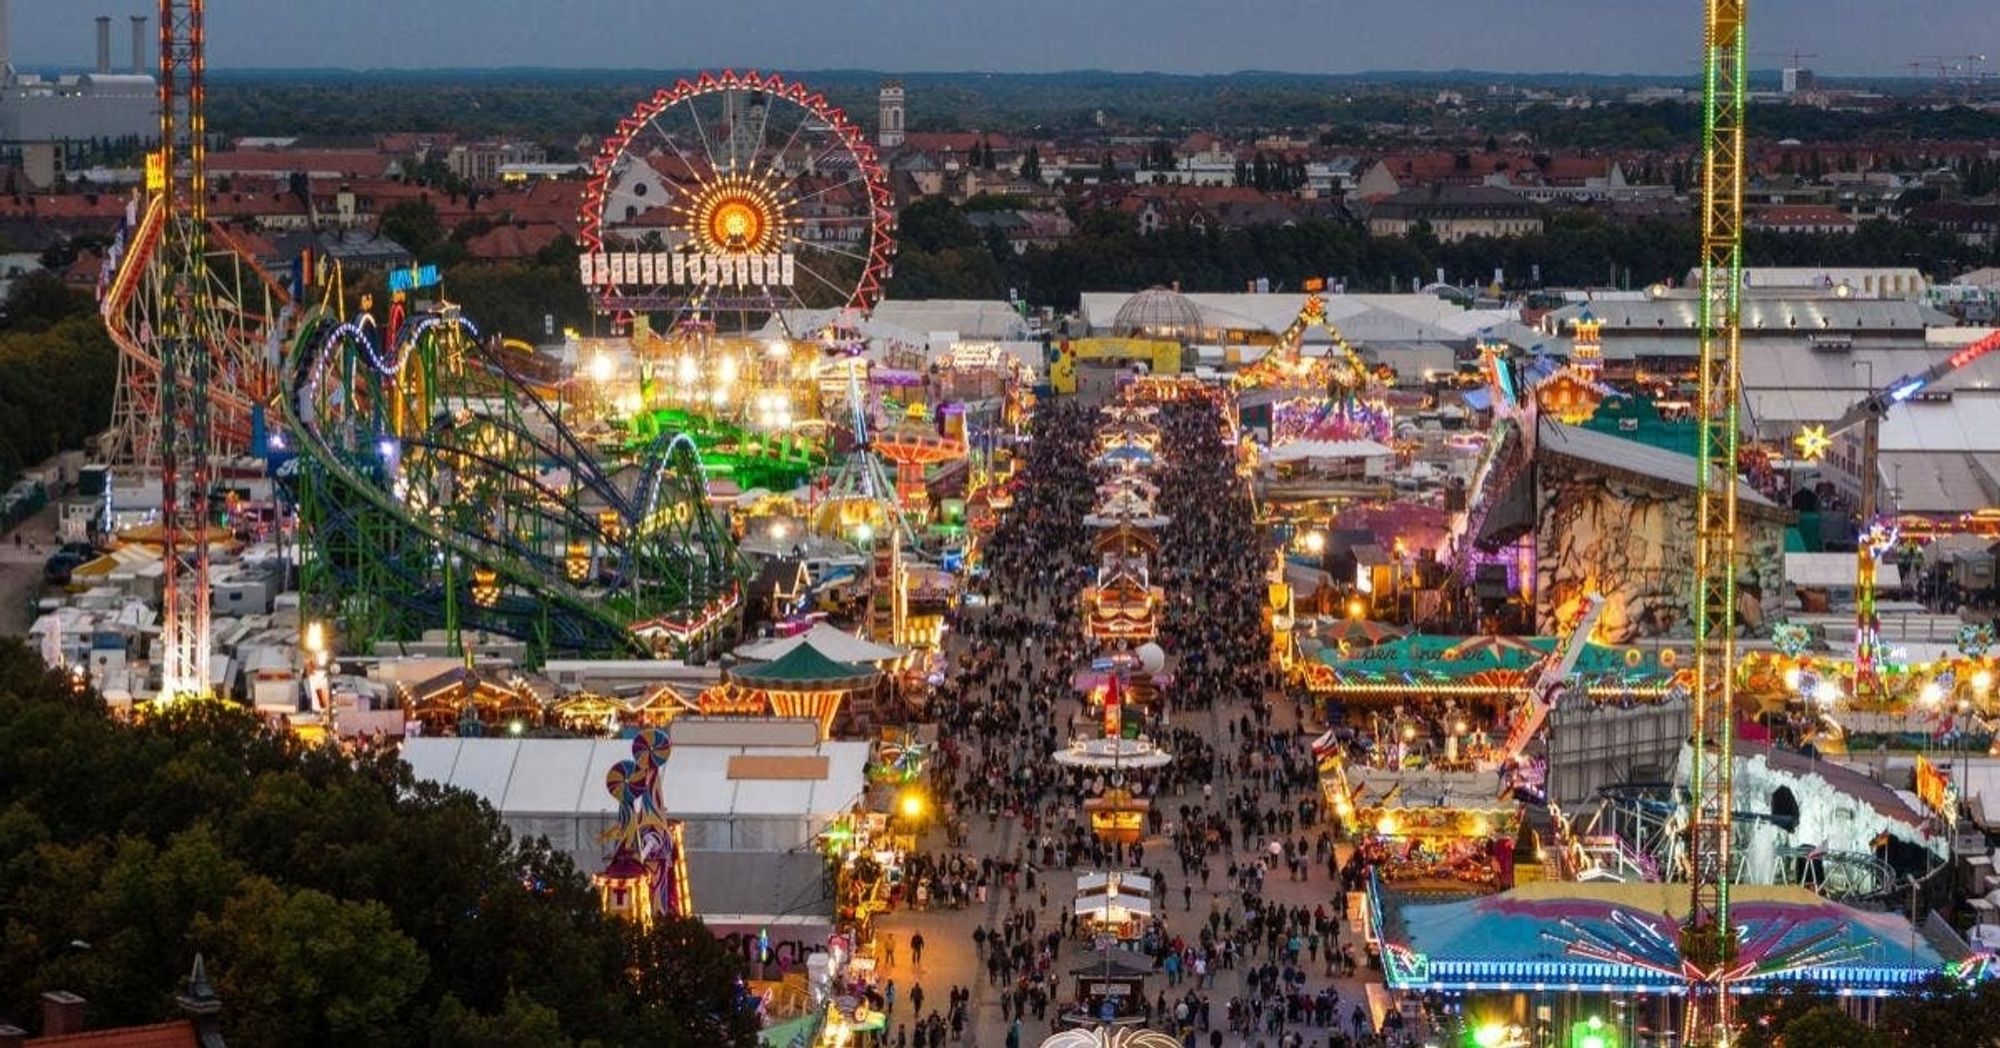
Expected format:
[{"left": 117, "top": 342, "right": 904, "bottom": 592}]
[
  {"left": 0, "top": 194, "right": 128, "bottom": 220},
  {"left": 62, "top": 249, "right": 103, "bottom": 286},
  {"left": 207, "top": 150, "right": 392, "bottom": 178},
  {"left": 464, "top": 222, "right": 565, "bottom": 261},
  {"left": 26, "top": 1020, "right": 199, "bottom": 1048},
  {"left": 900, "top": 132, "right": 1013, "bottom": 154}
]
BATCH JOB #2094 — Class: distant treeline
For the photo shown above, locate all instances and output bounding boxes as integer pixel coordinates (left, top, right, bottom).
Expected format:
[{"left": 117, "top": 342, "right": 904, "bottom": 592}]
[
  {"left": 889, "top": 198, "right": 2000, "bottom": 310},
  {"left": 201, "top": 72, "right": 2000, "bottom": 146}
]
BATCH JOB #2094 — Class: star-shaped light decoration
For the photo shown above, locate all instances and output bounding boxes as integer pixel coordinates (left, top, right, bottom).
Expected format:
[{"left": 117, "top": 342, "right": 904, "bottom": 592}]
[{"left": 1794, "top": 424, "right": 1832, "bottom": 461}]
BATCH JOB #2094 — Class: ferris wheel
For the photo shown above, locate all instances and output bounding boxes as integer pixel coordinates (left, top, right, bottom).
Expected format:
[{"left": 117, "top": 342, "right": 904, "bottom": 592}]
[{"left": 577, "top": 70, "right": 895, "bottom": 320}]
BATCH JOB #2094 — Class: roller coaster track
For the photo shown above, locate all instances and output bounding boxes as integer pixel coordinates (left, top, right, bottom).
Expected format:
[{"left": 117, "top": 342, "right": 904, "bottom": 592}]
[
  {"left": 102, "top": 197, "right": 291, "bottom": 466},
  {"left": 283, "top": 308, "right": 741, "bottom": 659},
  {"left": 1586, "top": 782, "right": 1900, "bottom": 902}
]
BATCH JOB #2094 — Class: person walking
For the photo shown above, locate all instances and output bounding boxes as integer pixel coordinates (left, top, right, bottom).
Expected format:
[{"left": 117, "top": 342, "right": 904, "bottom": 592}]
[{"left": 910, "top": 931, "right": 926, "bottom": 968}]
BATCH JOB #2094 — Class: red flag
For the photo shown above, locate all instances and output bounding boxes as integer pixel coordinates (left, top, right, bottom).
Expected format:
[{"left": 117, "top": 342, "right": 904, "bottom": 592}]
[{"left": 1102, "top": 674, "right": 1121, "bottom": 738}]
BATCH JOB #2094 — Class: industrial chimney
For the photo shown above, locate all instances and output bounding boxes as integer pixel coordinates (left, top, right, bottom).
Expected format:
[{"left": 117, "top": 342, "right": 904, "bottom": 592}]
[
  {"left": 94, "top": 15, "right": 110, "bottom": 75},
  {"left": 129, "top": 15, "right": 145, "bottom": 75}
]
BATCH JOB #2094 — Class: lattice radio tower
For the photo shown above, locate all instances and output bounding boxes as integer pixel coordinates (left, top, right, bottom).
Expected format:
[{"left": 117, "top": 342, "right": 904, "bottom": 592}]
[
  {"left": 152, "top": 0, "right": 214, "bottom": 699},
  {"left": 1683, "top": 0, "right": 1747, "bottom": 1041}
]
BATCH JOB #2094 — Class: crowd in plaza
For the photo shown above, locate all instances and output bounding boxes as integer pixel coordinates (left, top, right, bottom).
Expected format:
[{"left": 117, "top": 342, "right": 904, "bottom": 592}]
[{"left": 863, "top": 393, "right": 1409, "bottom": 1048}]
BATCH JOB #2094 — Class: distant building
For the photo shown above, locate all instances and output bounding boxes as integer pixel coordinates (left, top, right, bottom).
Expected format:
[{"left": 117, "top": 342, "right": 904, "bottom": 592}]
[
  {"left": 1747, "top": 205, "right": 1857, "bottom": 235},
  {"left": 878, "top": 80, "right": 905, "bottom": 150},
  {"left": 445, "top": 141, "right": 545, "bottom": 185},
  {"left": 1782, "top": 67, "right": 1817, "bottom": 94},
  {"left": 0, "top": 3, "right": 157, "bottom": 173},
  {"left": 1361, "top": 185, "right": 1542, "bottom": 241}
]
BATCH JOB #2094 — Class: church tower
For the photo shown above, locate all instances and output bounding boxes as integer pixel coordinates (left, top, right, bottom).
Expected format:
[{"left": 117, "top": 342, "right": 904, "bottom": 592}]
[{"left": 878, "top": 80, "right": 905, "bottom": 150}]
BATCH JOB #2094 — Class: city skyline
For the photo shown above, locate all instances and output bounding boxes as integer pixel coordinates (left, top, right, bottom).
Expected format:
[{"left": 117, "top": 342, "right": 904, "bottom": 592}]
[{"left": 2, "top": 0, "right": 1991, "bottom": 80}]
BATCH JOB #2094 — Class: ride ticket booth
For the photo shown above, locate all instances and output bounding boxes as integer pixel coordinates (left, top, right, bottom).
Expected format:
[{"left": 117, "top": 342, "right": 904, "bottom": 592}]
[{"left": 1061, "top": 952, "right": 1156, "bottom": 1029}]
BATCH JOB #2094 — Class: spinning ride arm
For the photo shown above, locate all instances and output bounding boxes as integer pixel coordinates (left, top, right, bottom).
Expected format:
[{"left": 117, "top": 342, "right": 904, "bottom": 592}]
[
  {"left": 1499, "top": 592, "right": 1607, "bottom": 764},
  {"left": 1818, "top": 328, "right": 2000, "bottom": 684},
  {"left": 1823, "top": 329, "right": 2000, "bottom": 440}
]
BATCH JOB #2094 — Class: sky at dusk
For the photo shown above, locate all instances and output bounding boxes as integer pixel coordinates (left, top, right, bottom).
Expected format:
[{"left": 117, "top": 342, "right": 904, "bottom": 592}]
[{"left": 4, "top": 0, "right": 1988, "bottom": 79}]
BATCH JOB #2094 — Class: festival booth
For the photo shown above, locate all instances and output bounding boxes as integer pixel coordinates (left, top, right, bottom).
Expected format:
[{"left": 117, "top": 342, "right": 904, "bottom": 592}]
[
  {"left": 1083, "top": 788, "right": 1149, "bottom": 844},
  {"left": 400, "top": 665, "right": 552, "bottom": 735},
  {"left": 1081, "top": 566, "right": 1163, "bottom": 642},
  {"left": 1063, "top": 952, "right": 1158, "bottom": 1029},
  {"left": 1073, "top": 871, "right": 1156, "bottom": 941},
  {"left": 550, "top": 682, "right": 701, "bottom": 734}
]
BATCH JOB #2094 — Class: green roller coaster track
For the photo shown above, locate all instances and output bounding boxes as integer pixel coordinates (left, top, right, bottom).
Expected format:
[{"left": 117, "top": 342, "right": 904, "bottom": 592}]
[{"left": 280, "top": 305, "right": 744, "bottom": 662}]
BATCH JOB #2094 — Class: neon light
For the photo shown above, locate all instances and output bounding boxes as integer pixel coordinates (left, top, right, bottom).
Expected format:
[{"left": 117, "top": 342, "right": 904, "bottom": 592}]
[{"left": 388, "top": 263, "right": 441, "bottom": 292}]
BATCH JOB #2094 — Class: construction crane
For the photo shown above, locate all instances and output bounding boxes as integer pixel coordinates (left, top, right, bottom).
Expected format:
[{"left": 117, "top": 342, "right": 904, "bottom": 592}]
[
  {"left": 1684, "top": 0, "right": 1747, "bottom": 1041},
  {"left": 151, "top": 0, "right": 216, "bottom": 699},
  {"left": 1801, "top": 330, "right": 2000, "bottom": 691}
]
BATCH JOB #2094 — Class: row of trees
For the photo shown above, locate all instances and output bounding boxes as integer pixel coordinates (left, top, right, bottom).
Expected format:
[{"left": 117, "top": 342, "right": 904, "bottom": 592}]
[
  {"left": 0, "top": 639, "right": 762, "bottom": 1045},
  {"left": 884, "top": 197, "right": 1999, "bottom": 309},
  {"left": 0, "top": 273, "right": 119, "bottom": 486},
  {"left": 1735, "top": 976, "right": 2000, "bottom": 1047}
]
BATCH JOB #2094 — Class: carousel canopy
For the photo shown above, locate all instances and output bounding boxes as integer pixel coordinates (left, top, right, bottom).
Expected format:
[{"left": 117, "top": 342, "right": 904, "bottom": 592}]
[
  {"left": 735, "top": 623, "right": 907, "bottom": 664},
  {"left": 727, "top": 640, "right": 883, "bottom": 691},
  {"left": 1375, "top": 879, "right": 1956, "bottom": 997}
]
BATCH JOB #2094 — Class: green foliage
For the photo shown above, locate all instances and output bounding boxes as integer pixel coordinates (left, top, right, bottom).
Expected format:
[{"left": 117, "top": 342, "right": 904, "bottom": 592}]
[
  {"left": 1735, "top": 983, "right": 1889, "bottom": 1048},
  {"left": 882, "top": 195, "right": 1998, "bottom": 310},
  {"left": 196, "top": 879, "right": 427, "bottom": 1046},
  {"left": 898, "top": 196, "right": 985, "bottom": 253},
  {"left": 0, "top": 276, "right": 119, "bottom": 484},
  {"left": 380, "top": 198, "right": 446, "bottom": 259},
  {"left": 1876, "top": 973, "right": 2000, "bottom": 1048},
  {"left": 0, "top": 639, "right": 759, "bottom": 1046},
  {"left": 625, "top": 917, "right": 766, "bottom": 1046}
]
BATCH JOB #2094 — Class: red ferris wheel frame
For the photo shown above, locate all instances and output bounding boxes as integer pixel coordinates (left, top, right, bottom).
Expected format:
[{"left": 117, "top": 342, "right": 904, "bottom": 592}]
[{"left": 577, "top": 69, "right": 896, "bottom": 314}]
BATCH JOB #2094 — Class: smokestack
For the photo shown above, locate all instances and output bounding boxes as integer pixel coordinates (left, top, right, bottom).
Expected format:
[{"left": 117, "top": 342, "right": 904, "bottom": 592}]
[
  {"left": 130, "top": 15, "right": 145, "bottom": 75},
  {"left": 94, "top": 15, "right": 110, "bottom": 75}
]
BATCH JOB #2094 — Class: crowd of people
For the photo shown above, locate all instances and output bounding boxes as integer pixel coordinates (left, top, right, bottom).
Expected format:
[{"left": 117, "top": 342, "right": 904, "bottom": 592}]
[{"left": 869, "top": 393, "right": 1408, "bottom": 1047}]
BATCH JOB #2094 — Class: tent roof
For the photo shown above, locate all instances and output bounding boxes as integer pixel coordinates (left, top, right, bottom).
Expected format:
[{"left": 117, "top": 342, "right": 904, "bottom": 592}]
[
  {"left": 728, "top": 639, "right": 882, "bottom": 689},
  {"left": 735, "top": 623, "right": 907, "bottom": 664},
  {"left": 401, "top": 737, "right": 870, "bottom": 818}
]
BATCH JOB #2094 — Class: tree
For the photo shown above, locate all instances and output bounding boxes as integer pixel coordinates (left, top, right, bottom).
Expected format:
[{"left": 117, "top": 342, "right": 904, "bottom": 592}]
[
  {"left": 626, "top": 917, "right": 764, "bottom": 1046},
  {"left": 897, "top": 196, "right": 984, "bottom": 253},
  {"left": 1020, "top": 145, "right": 1041, "bottom": 183},
  {"left": 196, "top": 879, "right": 428, "bottom": 1046},
  {"left": 2, "top": 271, "right": 91, "bottom": 332},
  {"left": 0, "top": 640, "right": 763, "bottom": 1047},
  {"left": 379, "top": 198, "right": 444, "bottom": 258}
]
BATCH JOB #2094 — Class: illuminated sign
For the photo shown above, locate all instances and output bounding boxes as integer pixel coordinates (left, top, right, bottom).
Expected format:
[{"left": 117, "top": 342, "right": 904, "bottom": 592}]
[
  {"left": 388, "top": 264, "right": 441, "bottom": 293},
  {"left": 1916, "top": 754, "right": 1958, "bottom": 824},
  {"left": 581, "top": 251, "right": 794, "bottom": 289}
]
